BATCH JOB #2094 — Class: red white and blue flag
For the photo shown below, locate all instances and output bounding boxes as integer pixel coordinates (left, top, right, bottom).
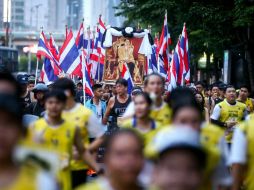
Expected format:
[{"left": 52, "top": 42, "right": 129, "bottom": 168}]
[
  {"left": 90, "top": 16, "right": 106, "bottom": 81},
  {"left": 59, "top": 29, "right": 82, "bottom": 77},
  {"left": 157, "top": 11, "right": 172, "bottom": 78},
  {"left": 75, "top": 22, "right": 84, "bottom": 52},
  {"left": 49, "top": 34, "right": 61, "bottom": 76},
  {"left": 147, "top": 45, "right": 158, "bottom": 74},
  {"left": 180, "top": 23, "right": 190, "bottom": 84},
  {"left": 121, "top": 63, "right": 134, "bottom": 94},
  {"left": 40, "top": 58, "right": 58, "bottom": 85},
  {"left": 81, "top": 50, "right": 94, "bottom": 100}
]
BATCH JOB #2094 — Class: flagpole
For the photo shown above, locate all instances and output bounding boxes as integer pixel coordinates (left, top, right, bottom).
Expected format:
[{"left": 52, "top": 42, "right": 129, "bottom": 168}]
[
  {"left": 97, "top": 16, "right": 101, "bottom": 82},
  {"left": 35, "top": 26, "right": 43, "bottom": 85},
  {"left": 81, "top": 48, "right": 86, "bottom": 105}
]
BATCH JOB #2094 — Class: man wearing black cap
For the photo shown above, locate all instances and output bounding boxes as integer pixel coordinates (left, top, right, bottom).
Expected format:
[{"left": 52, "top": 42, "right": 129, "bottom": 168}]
[{"left": 17, "top": 75, "right": 32, "bottom": 110}]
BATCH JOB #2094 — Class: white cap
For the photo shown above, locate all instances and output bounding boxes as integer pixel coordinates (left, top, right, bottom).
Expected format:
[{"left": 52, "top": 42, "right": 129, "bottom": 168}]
[{"left": 145, "top": 125, "right": 204, "bottom": 158}]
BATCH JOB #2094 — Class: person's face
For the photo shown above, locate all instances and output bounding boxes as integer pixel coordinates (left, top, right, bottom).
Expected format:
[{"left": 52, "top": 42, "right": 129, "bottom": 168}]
[
  {"left": 153, "top": 149, "right": 203, "bottom": 190},
  {"left": 239, "top": 88, "right": 248, "bottom": 99},
  {"left": 27, "top": 83, "right": 34, "bottom": 91},
  {"left": 173, "top": 107, "right": 201, "bottom": 131},
  {"left": 45, "top": 97, "right": 65, "bottom": 118},
  {"left": 0, "top": 81, "right": 16, "bottom": 95},
  {"left": 77, "top": 84, "right": 83, "bottom": 91},
  {"left": 195, "top": 85, "right": 203, "bottom": 93},
  {"left": 35, "top": 91, "right": 44, "bottom": 101},
  {"left": 116, "top": 84, "right": 127, "bottom": 95},
  {"left": 0, "top": 111, "right": 21, "bottom": 162},
  {"left": 134, "top": 95, "right": 150, "bottom": 118},
  {"left": 145, "top": 76, "right": 164, "bottom": 97},
  {"left": 195, "top": 94, "right": 203, "bottom": 104},
  {"left": 225, "top": 88, "right": 236, "bottom": 103},
  {"left": 94, "top": 87, "right": 103, "bottom": 99},
  {"left": 105, "top": 134, "right": 144, "bottom": 185},
  {"left": 211, "top": 87, "right": 219, "bottom": 98}
]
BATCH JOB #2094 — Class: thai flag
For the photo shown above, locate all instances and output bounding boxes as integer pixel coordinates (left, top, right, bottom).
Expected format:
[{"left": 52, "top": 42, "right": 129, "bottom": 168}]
[
  {"left": 75, "top": 22, "right": 84, "bottom": 52},
  {"left": 168, "top": 50, "right": 177, "bottom": 91},
  {"left": 180, "top": 23, "right": 190, "bottom": 84},
  {"left": 49, "top": 34, "right": 61, "bottom": 76},
  {"left": 84, "top": 27, "right": 94, "bottom": 63},
  {"left": 157, "top": 11, "right": 172, "bottom": 78},
  {"left": 81, "top": 50, "right": 94, "bottom": 99},
  {"left": 91, "top": 16, "right": 106, "bottom": 81},
  {"left": 59, "top": 29, "right": 82, "bottom": 77},
  {"left": 40, "top": 58, "right": 58, "bottom": 85},
  {"left": 147, "top": 45, "right": 158, "bottom": 74},
  {"left": 176, "top": 40, "right": 184, "bottom": 86},
  {"left": 121, "top": 63, "right": 134, "bottom": 94}
]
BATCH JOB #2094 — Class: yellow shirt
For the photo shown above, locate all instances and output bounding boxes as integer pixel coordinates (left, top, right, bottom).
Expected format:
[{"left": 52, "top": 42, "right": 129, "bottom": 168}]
[
  {"left": 218, "top": 100, "right": 246, "bottom": 142},
  {"left": 238, "top": 120, "right": 254, "bottom": 190},
  {"left": 237, "top": 98, "right": 254, "bottom": 113},
  {"left": 1, "top": 166, "right": 38, "bottom": 190},
  {"left": 31, "top": 118, "right": 76, "bottom": 190},
  {"left": 150, "top": 102, "right": 172, "bottom": 126},
  {"left": 62, "top": 103, "right": 93, "bottom": 170},
  {"left": 120, "top": 117, "right": 163, "bottom": 146}
]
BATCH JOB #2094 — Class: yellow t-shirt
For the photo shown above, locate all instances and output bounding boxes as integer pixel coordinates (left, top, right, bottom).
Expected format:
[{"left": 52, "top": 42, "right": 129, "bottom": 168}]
[
  {"left": 150, "top": 102, "right": 172, "bottom": 126},
  {"left": 1, "top": 166, "right": 38, "bottom": 190},
  {"left": 237, "top": 98, "right": 254, "bottom": 113},
  {"left": 120, "top": 117, "right": 163, "bottom": 146},
  {"left": 31, "top": 118, "right": 76, "bottom": 190},
  {"left": 238, "top": 120, "right": 254, "bottom": 190},
  {"left": 218, "top": 100, "right": 246, "bottom": 142},
  {"left": 62, "top": 103, "right": 93, "bottom": 170}
]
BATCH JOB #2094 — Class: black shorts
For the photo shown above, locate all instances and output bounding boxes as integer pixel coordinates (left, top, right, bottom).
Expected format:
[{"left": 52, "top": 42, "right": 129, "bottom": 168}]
[{"left": 71, "top": 169, "right": 88, "bottom": 188}]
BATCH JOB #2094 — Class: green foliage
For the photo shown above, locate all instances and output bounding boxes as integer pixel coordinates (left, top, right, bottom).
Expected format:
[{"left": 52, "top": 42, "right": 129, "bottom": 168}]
[
  {"left": 19, "top": 54, "right": 40, "bottom": 72},
  {"left": 116, "top": 0, "right": 253, "bottom": 61}
]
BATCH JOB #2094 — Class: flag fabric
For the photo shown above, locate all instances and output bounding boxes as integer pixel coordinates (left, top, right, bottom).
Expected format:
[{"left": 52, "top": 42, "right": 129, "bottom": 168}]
[
  {"left": 49, "top": 34, "right": 61, "bottom": 75},
  {"left": 84, "top": 27, "right": 94, "bottom": 63},
  {"left": 81, "top": 50, "right": 94, "bottom": 98},
  {"left": 157, "top": 11, "right": 172, "bottom": 78},
  {"left": 147, "top": 45, "right": 158, "bottom": 74},
  {"left": 37, "top": 31, "right": 55, "bottom": 61},
  {"left": 75, "top": 22, "right": 84, "bottom": 51},
  {"left": 168, "top": 50, "right": 177, "bottom": 91},
  {"left": 121, "top": 63, "right": 134, "bottom": 94},
  {"left": 180, "top": 23, "right": 190, "bottom": 84},
  {"left": 59, "top": 29, "right": 82, "bottom": 77},
  {"left": 90, "top": 16, "right": 106, "bottom": 81},
  {"left": 176, "top": 40, "right": 184, "bottom": 86},
  {"left": 40, "top": 58, "right": 58, "bottom": 85}
]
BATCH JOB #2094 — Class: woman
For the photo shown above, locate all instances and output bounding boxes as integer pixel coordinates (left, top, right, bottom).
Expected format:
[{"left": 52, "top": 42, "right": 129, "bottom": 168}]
[
  {"left": 76, "top": 129, "right": 145, "bottom": 190},
  {"left": 195, "top": 92, "right": 209, "bottom": 122},
  {"left": 121, "top": 92, "right": 162, "bottom": 146}
]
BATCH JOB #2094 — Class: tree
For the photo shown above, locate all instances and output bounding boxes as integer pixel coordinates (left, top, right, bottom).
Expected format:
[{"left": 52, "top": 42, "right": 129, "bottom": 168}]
[{"left": 116, "top": 0, "right": 254, "bottom": 90}]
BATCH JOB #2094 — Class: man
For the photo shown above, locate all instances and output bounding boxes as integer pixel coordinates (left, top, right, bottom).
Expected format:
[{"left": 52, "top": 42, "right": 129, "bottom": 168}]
[
  {"left": 230, "top": 118, "right": 254, "bottom": 190},
  {"left": 195, "top": 81, "right": 205, "bottom": 94},
  {"left": 85, "top": 84, "right": 107, "bottom": 126},
  {"left": 146, "top": 126, "right": 206, "bottom": 190},
  {"left": 211, "top": 85, "right": 247, "bottom": 143},
  {"left": 237, "top": 85, "right": 254, "bottom": 113},
  {"left": 25, "top": 83, "right": 48, "bottom": 117},
  {"left": 17, "top": 74, "right": 32, "bottom": 110},
  {"left": 0, "top": 93, "right": 57, "bottom": 190},
  {"left": 52, "top": 78, "right": 105, "bottom": 188},
  {"left": 102, "top": 78, "right": 131, "bottom": 125},
  {"left": 29, "top": 90, "right": 102, "bottom": 190}
]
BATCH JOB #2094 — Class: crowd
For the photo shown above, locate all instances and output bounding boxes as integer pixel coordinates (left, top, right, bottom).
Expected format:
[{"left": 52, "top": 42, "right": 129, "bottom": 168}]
[{"left": 0, "top": 70, "right": 254, "bottom": 190}]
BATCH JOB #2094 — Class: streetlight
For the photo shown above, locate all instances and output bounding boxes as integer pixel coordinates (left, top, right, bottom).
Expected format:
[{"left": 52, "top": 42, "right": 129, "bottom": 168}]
[{"left": 35, "top": 4, "right": 42, "bottom": 30}]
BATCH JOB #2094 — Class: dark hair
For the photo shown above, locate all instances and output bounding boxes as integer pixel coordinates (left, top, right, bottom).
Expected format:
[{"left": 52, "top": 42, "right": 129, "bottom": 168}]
[
  {"left": 52, "top": 78, "right": 76, "bottom": 96},
  {"left": 0, "top": 71, "right": 21, "bottom": 96},
  {"left": 195, "top": 81, "right": 204, "bottom": 87},
  {"left": 44, "top": 90, "right": 67, "bottom": 103},
  {"left": 116, "top": 78, "right": 128, "bottom": 87},
  {"left": 92, "top": 83, "right": 103, "bottom": 92},
  {"left": 194, "top": 92, "right": 205, "bottom": 111},
  {"left": 134, "top": 92, "right": 152, "bottom": 106},
  {"left": 144, "top": 73, "right": 165, "bottom": 87},
  {"left": 168, "top": 87, "right": 202, "bottom": 120},
  {"left": 240, "top": 84, "right": 249, "bottom": 91},
  {"left": 104, "top": 129, "right": 144, "bottom": 157},
  {"left": 225, "top": 85, "right": 235, "bottom": 92}
]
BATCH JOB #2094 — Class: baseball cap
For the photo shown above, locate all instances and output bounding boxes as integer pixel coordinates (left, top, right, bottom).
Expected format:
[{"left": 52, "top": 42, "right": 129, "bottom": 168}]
[
  {"left": 17, "top": 75, "right": 28, "bottom": 85},
  {"left": 0, "top": 94, "right": 22, "bottom": 122},
  {"left": 131, "top": 86, "right": 142, "bottom": 96},
  {"left": 32, "top": 83, "right": 48, "bottom": 93},
  {"left": 145, "top": 126, "right": 206, "bottom": 160}
]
